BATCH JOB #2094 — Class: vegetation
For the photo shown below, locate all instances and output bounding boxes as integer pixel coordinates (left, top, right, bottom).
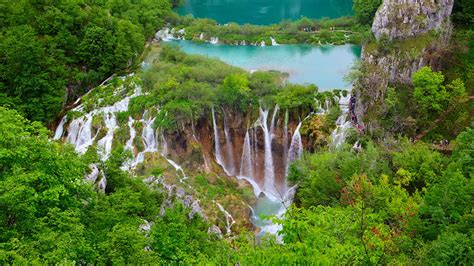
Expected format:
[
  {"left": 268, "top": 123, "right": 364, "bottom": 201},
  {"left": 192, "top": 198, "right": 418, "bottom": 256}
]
[
  {"left": 140, "top": 46, "right": 326, "bottom": 131},
  {"left": 166, "top": 15, "right": 371, "bottom": 45},
  {"left": 0, "top": 0, "right": 171, "bottom": 123},
  {"left": 353, "top": 0, "right": 382, "bottom": 25},
  {"left": 2, "top": 107, "right": 472, "bottom": 264}
]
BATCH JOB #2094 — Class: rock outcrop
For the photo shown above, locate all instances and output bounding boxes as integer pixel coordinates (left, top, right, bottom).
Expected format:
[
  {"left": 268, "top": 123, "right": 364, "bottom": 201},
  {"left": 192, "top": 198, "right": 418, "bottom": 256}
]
[
  {"left": 372, "top": 0, "right": 454, "bottom": 40},
  {"left": 354, "top": 0, "right": 454, "bottom": 133}
]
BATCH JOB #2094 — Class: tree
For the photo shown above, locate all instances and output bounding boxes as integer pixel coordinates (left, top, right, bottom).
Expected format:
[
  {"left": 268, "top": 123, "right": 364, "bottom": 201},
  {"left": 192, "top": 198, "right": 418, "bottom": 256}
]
[
  {"left": 217, "top": 73, "right": 251, "bottom": 110},
  {"left": 0, "top": 25, "right": 65, "bottom": 122},
  {"left": 412, "top": 66, "right": 448, "bottom": 115},
  {"left": 353, "top": 0, "right": 382, "bottom": 25}
]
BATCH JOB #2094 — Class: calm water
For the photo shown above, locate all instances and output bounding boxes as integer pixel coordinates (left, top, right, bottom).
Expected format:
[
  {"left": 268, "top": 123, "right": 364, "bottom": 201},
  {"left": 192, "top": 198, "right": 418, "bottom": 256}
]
[
  {"left": 167, "top": 40, "right": 361, "bottom": 89},
  {"left": 176, "top": 0, "right": 353, "bottom": 25}
]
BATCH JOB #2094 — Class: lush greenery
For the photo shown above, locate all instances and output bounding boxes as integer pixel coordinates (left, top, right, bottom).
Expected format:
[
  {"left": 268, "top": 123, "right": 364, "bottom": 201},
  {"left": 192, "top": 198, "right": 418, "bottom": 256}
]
[
  {"left": 2, "top": 106, "right": 472, "bottom": 264},
  {"left": 353, "top": 0, "right": 382, "bottom": 25},
  {"left": 137, "top": 46, "right": 333, "bottom": 131},
  {"left": 0, "top": 0, "right": 171, "bottom": 123},
  {"left": 166, "top": 15, "right": 371, "bottom": 45}
]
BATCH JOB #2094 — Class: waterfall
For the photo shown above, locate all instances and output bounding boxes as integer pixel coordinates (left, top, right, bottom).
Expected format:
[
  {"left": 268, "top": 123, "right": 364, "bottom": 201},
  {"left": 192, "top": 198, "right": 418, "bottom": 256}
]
[
  {"left": 270, "top": 37, "right": 279, "bottom": 46},
  {"left": 283, "top": 109, "right": 289, "bottom": 170},
  {"left": 155, "top": 27, "right": 176, "bottom": 41},
  {"left": 286, "top": 122, "right": 303, "bottom": 174},
  {"left": 237, "top": 130, "right": 264, "bottom": 197},
  {"left": 331, "top": 94, "right": 352, "bottom": 148},
  {"left": 85, "top": 164, "right": 100, "bottom": 182},
  {"left": 199, "top": 33, "right": 204, "bottom": 40},
  {"left": 142, "top": 112, "right": 157, "bottom": 152},
  {"left": 98, "top": 172, "right": 107, "bottom": 193},
  {"left": 256, "top": 107, "right": 276, "bottom": 198},
  {"left": 223, "top": 110, "right": 235, "bottom": 175},
  {"left": 239, "top": 130, "right": 253, "bottom": 178},
  {"left": 210, "top": 37, "right": 219, "bottom": 44},
  {"left": 97, "top": 113, "right": 117, "bottom": 160},
  {"left": 132, "top": 111, "right": 157, "bottom": 167},
  {"left": 125, "top": 117, "right": 136, "bottom": 151},
  {"left": 260, "top": 40, "right": 266, "bottom": 47},
  {"left": 63, "top": 80, "right": 142, "bottom": 154},
  {"left": 215, "top": 201, "right": 235, "bottom": 235},
  {"left": 212, "top": 107, "right": 229, "bottom": 175},
  {"left": 53, "top": 116, "right": 67, "bottom": 140},
  {"left": 67, "top": 114, "right": 95, "bottom": 154}
]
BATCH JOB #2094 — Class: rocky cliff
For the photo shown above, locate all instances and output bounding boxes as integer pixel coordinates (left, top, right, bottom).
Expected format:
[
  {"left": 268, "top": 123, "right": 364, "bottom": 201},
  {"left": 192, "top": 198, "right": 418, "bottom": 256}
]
[
  {"left": 372, "top": 0, "right": 454, "bottom": 40},
  {"left": 354, "top": 0, "right": 454, "bottom": 133}
]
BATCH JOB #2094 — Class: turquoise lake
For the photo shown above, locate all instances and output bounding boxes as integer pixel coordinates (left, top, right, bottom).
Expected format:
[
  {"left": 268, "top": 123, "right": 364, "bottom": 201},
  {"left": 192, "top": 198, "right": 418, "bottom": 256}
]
[
  {"left": 167, "top": 40, "right": 361, "bottom": 89},
  {"left": 176, "top": 0, "right": 354, "bottom": 25}
]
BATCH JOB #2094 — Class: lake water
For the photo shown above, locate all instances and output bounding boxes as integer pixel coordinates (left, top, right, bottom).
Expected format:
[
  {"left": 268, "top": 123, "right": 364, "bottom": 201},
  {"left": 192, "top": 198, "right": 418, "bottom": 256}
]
[
  {"left": 167, "top": 40, "right": 361, "bottom": 90},
  {"left": 176, "top": 0, "right": 354, "bottom": 25}
]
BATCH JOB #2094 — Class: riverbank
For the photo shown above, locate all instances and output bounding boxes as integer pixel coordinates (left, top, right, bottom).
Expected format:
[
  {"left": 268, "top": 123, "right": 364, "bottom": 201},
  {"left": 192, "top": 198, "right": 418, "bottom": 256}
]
[{"left": 164, "top": 16, "right": 371, "bottom": 46}]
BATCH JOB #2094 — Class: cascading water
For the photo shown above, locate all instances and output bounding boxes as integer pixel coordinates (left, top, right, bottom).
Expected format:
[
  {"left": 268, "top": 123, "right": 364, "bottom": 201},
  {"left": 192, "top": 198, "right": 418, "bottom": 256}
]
[
  {"left": 125, "top": 117, "right": 136, "bottom": 151},
  {"left": 223, "top": 110, "right": 236, "bottom": 175},
  {"left": 53, "top": 116, "right": 67, "bottom": 140},
  {"left": 256, "top": 107, "right": 277, "bottom": 198},
  {"left": 97, "top": 113, "right": 117, "bottom": 161},
  {"left": 212, "top": 107, "right": 230, "bottom": 175},
  {"left": 286, "top": 122, "right": 303, "bottom": 174},
  {"left": 270, "top": 37, "right": 279, "bottom": 46},
  {"left": 331, "top": 93, "right": 351, "bottom": 148}
]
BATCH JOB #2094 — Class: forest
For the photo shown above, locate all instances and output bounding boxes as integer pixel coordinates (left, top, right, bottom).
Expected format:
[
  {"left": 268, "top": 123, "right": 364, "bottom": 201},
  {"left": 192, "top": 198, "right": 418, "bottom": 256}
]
[{"left": 1, "top": 0, "right": 473, "bottom": 264}]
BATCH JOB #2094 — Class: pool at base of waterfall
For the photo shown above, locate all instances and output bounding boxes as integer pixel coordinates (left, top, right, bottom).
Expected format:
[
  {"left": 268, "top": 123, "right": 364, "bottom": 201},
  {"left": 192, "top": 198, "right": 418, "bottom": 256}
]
[
  {"left": 166, "top": 40, "right": 361, "bottom": 90},
  {"left": 252, "top": 195, "right": 288, "bottom": 238}
]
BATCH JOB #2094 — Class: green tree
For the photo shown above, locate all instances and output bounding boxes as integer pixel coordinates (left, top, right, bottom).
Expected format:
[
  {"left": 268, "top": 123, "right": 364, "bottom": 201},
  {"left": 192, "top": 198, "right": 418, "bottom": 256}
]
[
  {"left": 217, "top": 73, "right": 251, "bottom": 110},
  {"left": 353, "top": 0, "right": 382, "bottom": 25}
]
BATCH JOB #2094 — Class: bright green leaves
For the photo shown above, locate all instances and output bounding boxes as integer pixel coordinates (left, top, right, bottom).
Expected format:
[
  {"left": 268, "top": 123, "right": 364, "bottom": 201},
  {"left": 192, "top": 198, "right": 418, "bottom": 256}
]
[
  {"left": 217, "top": 73, "right": 252, "bottom": 111},
  {"left": 352, "top": 0, "right": 382, "bottom": 25},
  {"left": 413, "top": 66, "right": 467, "bottom": 119}
]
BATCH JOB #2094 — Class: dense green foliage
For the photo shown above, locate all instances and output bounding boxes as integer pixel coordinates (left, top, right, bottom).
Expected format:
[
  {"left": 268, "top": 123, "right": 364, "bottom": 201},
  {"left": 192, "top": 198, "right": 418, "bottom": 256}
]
[
  {"left": 283, "top": 134, "right": 474, "bottom": 264},
  {"left": 352, "top": 0, "right": 382, "bottom": 25},
  {"left": 0, "top": 107, "right": 227, "bottom": 264},
  {"left": 139, "top": 46, "right": 326, "bottom": 130},
  {"left": 167, "top": 15, "right": 371, "bottom": 45},
  {"left": 0, "top": 0, "right": 171, "bottom": 123}
]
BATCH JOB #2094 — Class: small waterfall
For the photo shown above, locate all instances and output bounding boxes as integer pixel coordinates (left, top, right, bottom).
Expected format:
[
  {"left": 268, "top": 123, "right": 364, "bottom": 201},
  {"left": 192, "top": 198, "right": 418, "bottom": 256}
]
[
  {"left": 132, "top": 111, "right": 157, "bottom": 167},
  {"left": 97, "top": 113, "right": 117, "bottom": 160},
  {"left": 331, "top": 94, "right": 351, "bottom": 148},
  {"left": 98, "top": 172, "right": 107, "bottom": 193},
  {"left": 239, "top": 130, "right": 253, "bottom": 178},
  {"left": 257, "top": 107, "right": 276, "bottom": 198},
  {"left": 212, "top": 107, "right": 228, "bottom": 175},
  {"left": 238, "top": 130, "right": 263, "bottom": 197},
  {"left": 210, "top": 37, "right": 219, "bottom": 44},
  {"left": 283, "top": 109, "right": 289, "bottom": 170},
  {"left": 286, "top": 122, "right": 303, "bottom": 174},
  {"left": 223, "top": 110, "right": 235, "bottom": 175},
  {"left": 53, "top": 116, "right": 67, "bottom": 140},
  {"left": 270, "top": 37, "right": 279, "bottom": 46},
  {"left": 155, "top": 27, "right": 176, "bottom": 41},
  {"left": 142, "top": 113, "right": 157, "bottom": 152},
  {"left": 67, "top": 114, "right": 95, "bottom": 154},
  {"left": 125, "top": 117, "right": 136, "bottom": 151},
  {"left": 199, "top": 32, "right": 204, "bottom": 40},
  {"left": 260, "top": 40, "right": 266, "bottom": 47},
  {"left": 165, "top": 157, "right": 188, "bottom": 182},
  {"left": 215, "top": 201, "right": 235, "bottom": 235},
  {"left": 85, "top": 164, "right": 100, "bottom": 182}
]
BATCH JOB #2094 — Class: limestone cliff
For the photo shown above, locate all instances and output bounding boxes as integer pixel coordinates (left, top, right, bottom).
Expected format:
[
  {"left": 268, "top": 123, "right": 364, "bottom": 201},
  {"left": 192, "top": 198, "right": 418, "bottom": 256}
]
[
  {"left": 354, "top": 0, "right": 454, "bottom": 133},
  {"left": 372, "top": 0, "right": 454, "bottom": 40}
]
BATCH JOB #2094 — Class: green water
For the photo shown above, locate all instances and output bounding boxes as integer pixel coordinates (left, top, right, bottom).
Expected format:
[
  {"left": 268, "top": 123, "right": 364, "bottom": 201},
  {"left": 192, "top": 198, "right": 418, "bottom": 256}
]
[
  {"left": 176, "top": 0, "right": 353, "bottom": 25},
  {"left": 167, "top": 40, "right": 361, "bottom": 89}
]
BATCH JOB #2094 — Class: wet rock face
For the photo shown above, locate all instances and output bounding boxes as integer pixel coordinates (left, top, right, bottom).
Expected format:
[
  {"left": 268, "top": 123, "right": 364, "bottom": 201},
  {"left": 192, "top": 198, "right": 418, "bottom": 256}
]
[{"left": 372, "top": 0, "right": 454, "bottom": 40}]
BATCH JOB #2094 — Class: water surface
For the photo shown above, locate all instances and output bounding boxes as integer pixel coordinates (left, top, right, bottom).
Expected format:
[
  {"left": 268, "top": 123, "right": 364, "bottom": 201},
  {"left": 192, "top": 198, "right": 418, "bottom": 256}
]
[
  {"left": 167, "top": 40, "right": 361, "bottom": 89},
  {"left": 176, "top": 0, "right": 354, "bottom": 25}
]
